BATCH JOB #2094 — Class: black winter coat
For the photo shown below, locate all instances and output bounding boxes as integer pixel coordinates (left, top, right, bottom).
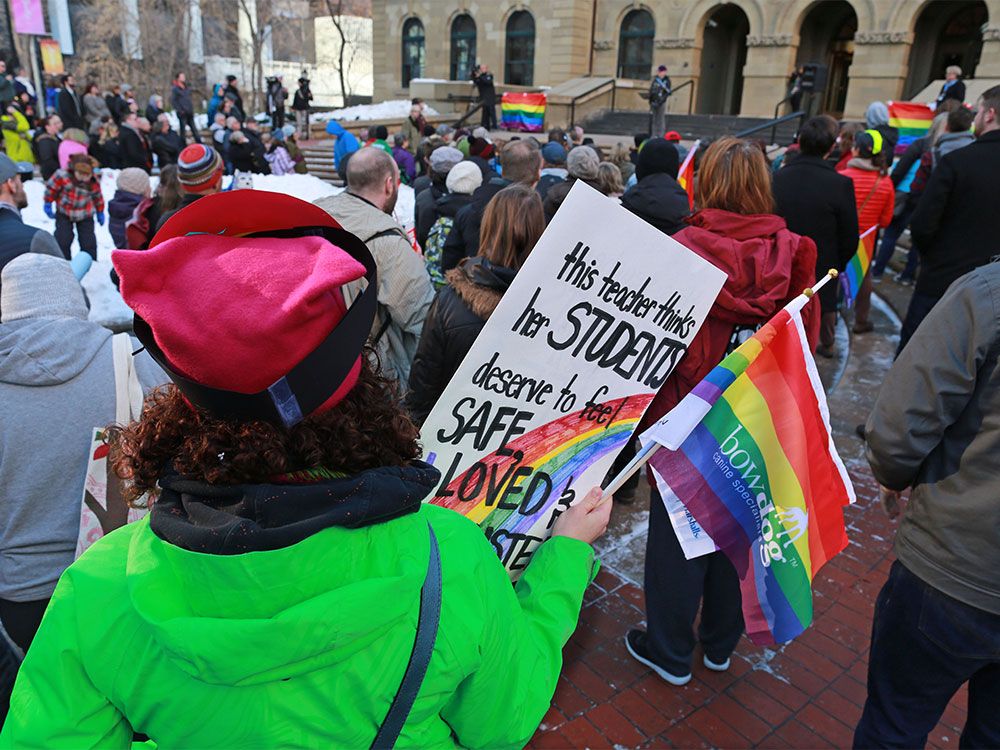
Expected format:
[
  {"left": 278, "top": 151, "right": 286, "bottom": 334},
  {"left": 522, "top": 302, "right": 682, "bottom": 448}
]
[
  {"left": 293, "top": 85, "right": 312, "bottom": 111},
  {"left": 152, "top": 128, "right": 184, "bottom": 166},
  {"left": 57, "top": 87, "right": 85, "bottom": 130},
  {"left": 35, "top": 133, "right": 60, "bottom": 180},
  {"left": 414, "top": 177, "right": 447, "bottom": 248},
  {"left": 773, "top": 155, "right": 859, "bottom": 312},
  {"left": 406, "top": 257, "right": 516, "bottom": 424},
  {"left": 441, "top": 176, "right": 511, "bottom": 272},
  {"left": 118, "top": 126, "right": 151, "bottom": 172},
  {"left": 542, "top": 176, "right": 604, "bottom": 222},
  {"left": 911, "top": 130, "right": 1000, "bottom": 299},
  {"left": 620, "top": 173, "right": 690, "bottom": 237}
]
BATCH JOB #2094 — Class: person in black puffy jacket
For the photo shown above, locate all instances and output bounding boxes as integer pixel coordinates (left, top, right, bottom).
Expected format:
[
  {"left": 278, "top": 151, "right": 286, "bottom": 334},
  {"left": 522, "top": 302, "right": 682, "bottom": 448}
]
[
  {"left": 620, "top": 137, "right": 690, "bottom": 236},
  {"left": 407, "top": 184, "right": 544, "bottom": 424}
]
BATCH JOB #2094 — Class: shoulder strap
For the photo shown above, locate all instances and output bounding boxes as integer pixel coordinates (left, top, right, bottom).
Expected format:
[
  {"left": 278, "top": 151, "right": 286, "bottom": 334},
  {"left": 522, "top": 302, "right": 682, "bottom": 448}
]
[
  {"left": 371, "top": 524, "right": 441, "bottom": 750},
  {"left": 859, "top": 175, "right": 881, "bottom": 215},
  {"left": 361, "top": 228, "right": 404, "bottom": 345}
]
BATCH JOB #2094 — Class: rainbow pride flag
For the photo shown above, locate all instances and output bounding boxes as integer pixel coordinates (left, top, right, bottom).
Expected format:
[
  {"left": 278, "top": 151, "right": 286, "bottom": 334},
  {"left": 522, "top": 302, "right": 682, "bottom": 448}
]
[
  {"left": 642, "top": 296, "right": 854, "bottom": 644},
  {"left": 888, "top": 101, "right": 934, "bottom": 156},
  {"left": 677, "top": 140, "right": 700, "bottom": 209},
  {"left": 501, "top": 92, "right": 546, "bottom": 133},
  {"left": 840, "top": 226, "right": 878, "bottom": 307}
]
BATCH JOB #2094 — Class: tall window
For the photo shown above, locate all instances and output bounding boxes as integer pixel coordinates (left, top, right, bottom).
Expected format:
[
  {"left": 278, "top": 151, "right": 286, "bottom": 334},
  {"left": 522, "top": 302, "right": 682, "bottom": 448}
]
[
  {"left": 617, "top": 9, "right": 654, "bottom": 79},
  {"left": 450, "top": 14, "right": 477, "bottom": 81},
  {"left": 505, "top": 11, "right": 535, "bottom": 86},
  {"left": 402, "top": 18, "right": 425, "bottom": 87}
]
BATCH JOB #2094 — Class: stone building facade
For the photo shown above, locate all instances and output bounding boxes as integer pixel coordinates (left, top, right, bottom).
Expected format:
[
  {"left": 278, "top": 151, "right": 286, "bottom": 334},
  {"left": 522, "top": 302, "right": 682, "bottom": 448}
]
[{"left": 373, "top": 0, "right": 1000, "bottom": 119}]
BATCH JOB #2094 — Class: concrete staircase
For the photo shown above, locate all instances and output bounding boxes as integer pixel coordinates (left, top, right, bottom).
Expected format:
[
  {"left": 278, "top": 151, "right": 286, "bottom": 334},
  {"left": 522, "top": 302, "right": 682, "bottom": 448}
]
[
  {"left": 582, "top": 111, "right": 801, "bottom": 145},
  {"left": 301, "top": 144, "right": 343, "bottom": 186}
]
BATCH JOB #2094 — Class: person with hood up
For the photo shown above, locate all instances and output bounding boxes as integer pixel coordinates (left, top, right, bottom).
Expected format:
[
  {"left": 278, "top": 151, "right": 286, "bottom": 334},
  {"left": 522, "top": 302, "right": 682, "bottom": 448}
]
[
  {"left": 206, "top": 83, "right": 224, "bottom": 124},
  {"left": 144, "top": 94, "right": 164, "bottom": 125},
  {"left": 326, "top": 119, "right": 360, "bottom": 179},
  {"left": 620, "top": 137, "right": 689, "bottom": 236},
  {"left": 414, "top": 145, "right": 462, "bottom": 248},
  {"left": 422, "top": 161, "right": 482, "bottom": 288},
  {"left": 626, "top": 137, "right": 819, "bottom": 687},
  {"left": 0, "top": 254, "right": 165, "bottom": 664},
  {"left": 467, "top": 136, "right": 495, "bottom": 180},
  {"left": 408, "top": 183, "right": 543, "bottom": 423},
  {"left": 44, "top": 154, "right": 104, "bottom": 260},
  {"left": 839, "top": 130, "right": 895, "bottom": 334},
  {"left": 865, "top": 101, "right": 899, "bottom": 164},
  {"left": 0, "top": 191, "right": 609, "bottom": 748},
  {"left": 442, "top": 139, "right": 541, "bottom": 271},
  {"left": 0, "top": 102, "right": 33, "bottom": 165},
  {"left": 108, "top": 168, "right": 151, "bottom": 249},
  {"left": 392, "top": 134, "right": 417, "bottom": 183},
  {"left": 537, "top": 141, "right": 567, "bottom": 200},
  {"left": 542, "top": 145, "right": 605, "bottom": 222}
]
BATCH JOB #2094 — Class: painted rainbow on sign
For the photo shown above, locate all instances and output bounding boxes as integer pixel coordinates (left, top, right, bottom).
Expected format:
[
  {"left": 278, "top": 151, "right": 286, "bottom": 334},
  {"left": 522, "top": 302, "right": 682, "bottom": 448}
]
[
  {"left": 888, "top": 100, "right": 934, "bottom": 155},
  {"left": 648, "top": 306, "right": 853, "bottom": 644},
  {"left": 501, "top": 92, "right": 546, "bottom": 133},
  {"left": 430, "top": 394, "right": 653, "bottom": 535}
]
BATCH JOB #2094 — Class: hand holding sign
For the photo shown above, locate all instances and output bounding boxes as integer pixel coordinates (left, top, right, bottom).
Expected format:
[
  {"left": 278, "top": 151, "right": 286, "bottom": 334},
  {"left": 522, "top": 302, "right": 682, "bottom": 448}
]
[
  {"left": 420, "top": 182, "right": 726, "bottom": 576},
  {"left": 552, "top": 486, "right": 612, "bottom": 544}
]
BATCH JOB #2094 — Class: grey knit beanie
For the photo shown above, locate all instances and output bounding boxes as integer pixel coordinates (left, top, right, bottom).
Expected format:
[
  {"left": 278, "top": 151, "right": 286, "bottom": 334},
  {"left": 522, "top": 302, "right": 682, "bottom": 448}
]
[
  {"left": 567, "top": 145, "right": 600, "bottom": 180},
  {"left": 1, "top": 253, "right": 89, "bottom": 323}
]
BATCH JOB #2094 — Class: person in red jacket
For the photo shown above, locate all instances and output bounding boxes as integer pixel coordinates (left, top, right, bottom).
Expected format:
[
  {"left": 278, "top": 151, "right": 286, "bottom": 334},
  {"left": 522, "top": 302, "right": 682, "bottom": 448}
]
[
  {"left": 626, "top": 136, "right": 819, "bottom": 686},
  {"left": 839, "top": 130, "right": 894, "bottom": 333}
]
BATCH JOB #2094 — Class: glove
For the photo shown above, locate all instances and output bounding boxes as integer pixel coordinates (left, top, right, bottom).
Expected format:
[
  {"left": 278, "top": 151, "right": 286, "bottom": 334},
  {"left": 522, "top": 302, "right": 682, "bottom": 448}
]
[
  {"left": 96, "top": 212, "right": 105, "bottom": 226},
  {"left": 43, "top": 202, "right": 54, "bottom": 219},
  {"left": 69, "top": 251, "right": 93, "bottom": 280}
]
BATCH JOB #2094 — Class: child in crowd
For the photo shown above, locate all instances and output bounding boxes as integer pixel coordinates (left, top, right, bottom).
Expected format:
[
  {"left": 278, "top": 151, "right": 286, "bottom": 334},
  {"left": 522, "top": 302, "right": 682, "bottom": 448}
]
[
  {"left": 108, "top": 167, "right": 150, "bottom": 248},
  {"left": 43, "top": 153, "right": 104, "bottom": 260}
]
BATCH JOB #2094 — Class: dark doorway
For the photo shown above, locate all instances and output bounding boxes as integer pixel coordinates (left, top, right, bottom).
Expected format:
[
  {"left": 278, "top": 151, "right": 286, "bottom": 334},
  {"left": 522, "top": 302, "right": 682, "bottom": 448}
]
[
  {"left": 796, "top": 1, "right": 857, "bottom": 117},
  {"left": 904, "top": 1, "right": 986, "bottom": 98},
  {"left": 697, "top": 4, "right": 750, "bottom": 115}
]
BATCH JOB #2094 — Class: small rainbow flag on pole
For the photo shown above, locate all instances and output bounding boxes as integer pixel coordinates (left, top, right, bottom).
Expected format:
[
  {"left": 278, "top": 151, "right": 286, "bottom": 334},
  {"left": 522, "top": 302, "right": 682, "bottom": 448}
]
[
  {"left": 840, "top": 225, "right": 879, "bottom": 308},
  {"left": 639, "top": 279, "right": 854, "bottom": 644},
  {"left": 677, "top": 140, "right": 700, "bottom": 209},
  {"left": 500, "top": 92, "right": 546, "bottom": 133},
  {"left": 888, "top": 101, "right": 935, "bottom": 156}
]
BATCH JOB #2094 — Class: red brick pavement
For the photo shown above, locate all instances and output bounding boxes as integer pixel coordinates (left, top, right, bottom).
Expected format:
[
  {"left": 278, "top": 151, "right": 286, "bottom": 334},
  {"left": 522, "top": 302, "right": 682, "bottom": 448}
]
[{"left": 528, "top": 291, "right": 969, "bottom": 749}]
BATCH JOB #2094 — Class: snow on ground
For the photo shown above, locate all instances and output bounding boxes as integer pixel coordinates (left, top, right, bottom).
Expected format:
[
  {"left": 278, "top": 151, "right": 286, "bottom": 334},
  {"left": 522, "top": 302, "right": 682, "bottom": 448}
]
[
  {"left": 23, "top": 172, "right": 415, "bottom": 331},
  {"left": 311, "top": 100, "right": 440, "bottom": 123}
]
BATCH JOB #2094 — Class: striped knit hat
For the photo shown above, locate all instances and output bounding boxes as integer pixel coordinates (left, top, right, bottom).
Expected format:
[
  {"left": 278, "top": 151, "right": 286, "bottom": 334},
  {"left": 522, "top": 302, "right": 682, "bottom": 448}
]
[{"left": 177, "top": 144, "right": 224, "bottom": 193}]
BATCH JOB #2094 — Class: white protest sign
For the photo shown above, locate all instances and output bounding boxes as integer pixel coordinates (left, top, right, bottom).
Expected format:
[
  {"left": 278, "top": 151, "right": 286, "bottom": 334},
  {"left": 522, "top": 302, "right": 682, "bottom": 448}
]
[{"left": 420, "top": 181, "right": 727, "bottom": 575}]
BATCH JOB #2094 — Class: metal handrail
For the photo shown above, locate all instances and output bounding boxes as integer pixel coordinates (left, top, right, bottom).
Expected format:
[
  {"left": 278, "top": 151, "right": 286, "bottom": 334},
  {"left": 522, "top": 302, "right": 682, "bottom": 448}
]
[
  {"left": 569, "top": 78, "right": 617, "bottom": 126},
  {"left": 673, "top": 80, "right": 695, "bottom": 115},
  {"left": 735, "top": 110, "right": 807, "bottom": 145}
]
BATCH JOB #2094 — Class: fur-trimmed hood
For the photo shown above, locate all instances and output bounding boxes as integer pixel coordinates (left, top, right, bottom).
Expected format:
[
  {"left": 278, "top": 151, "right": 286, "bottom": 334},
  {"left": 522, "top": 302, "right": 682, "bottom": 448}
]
[{"left": 444, "top": 257, "right": 516, "bottom": 320}]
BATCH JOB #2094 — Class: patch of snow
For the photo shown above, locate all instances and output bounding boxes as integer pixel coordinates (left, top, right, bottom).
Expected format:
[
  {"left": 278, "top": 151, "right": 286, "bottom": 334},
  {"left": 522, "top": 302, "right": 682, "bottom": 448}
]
[
  {"left": 22, "top": 172, "right": 416, "bottom": 331},
  {"left": 311, "top": 100, "right": 440, "bottom": 123},
  {"left": 163, "top": 112, "right": 210, "bottom": 132}
]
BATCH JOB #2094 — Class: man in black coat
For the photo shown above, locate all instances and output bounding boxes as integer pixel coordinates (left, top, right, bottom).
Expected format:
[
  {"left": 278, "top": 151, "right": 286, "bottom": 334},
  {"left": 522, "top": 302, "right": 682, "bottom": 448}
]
[
  {"left": 774, "top": 115, "right": 859, "bottom": 357},
  {"left": 620, "top": 138, "right": 690, "bottom": 237},
  {"left": 472, "top": 64, "right": 497, "bottom": 131},
  {"left": 901, "top": 85, "right": 1000, "bottom": 353},
  {"left": 118, "top": 113, "right": 152, "bottom": 172},
  {"left": 56, "top": 74, "right": 85, "bottom": 131},
  {"left": 33, "top": 115, "right": 62, "bottom": 180},
  {"left": 935, "top": 66, "right": 966, "bottom": 109},
  {"left": 171, "top": 72, "right": 201, "bottom": 144},
  {"left": 151, "top": 117, "right": 184, "bottom": 167},
  {"left": 441, "top": 139, "right": 540, "bottom": 271}
]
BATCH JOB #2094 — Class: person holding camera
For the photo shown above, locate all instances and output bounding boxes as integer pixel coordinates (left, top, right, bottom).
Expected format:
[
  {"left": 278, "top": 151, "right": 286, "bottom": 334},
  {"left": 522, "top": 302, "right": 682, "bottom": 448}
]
[
  {"left": 472, "top": 64, "right": 496, "bottom": 131},
  {"left": 293, "top": 76, "right": 313, "bottom": 141}
]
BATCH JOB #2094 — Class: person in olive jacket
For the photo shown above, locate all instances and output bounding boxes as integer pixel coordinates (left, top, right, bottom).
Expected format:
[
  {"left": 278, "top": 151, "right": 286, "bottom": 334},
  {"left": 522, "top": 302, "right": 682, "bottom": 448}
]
[{"left": 407, "top": 184, "right": 543, "bottom": 424}]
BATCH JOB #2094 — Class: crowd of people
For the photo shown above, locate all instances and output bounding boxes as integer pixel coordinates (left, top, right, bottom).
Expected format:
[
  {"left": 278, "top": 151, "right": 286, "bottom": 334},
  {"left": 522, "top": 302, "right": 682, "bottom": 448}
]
[{"left": 0, "top": 51, "right": 996, "bottom": 748}]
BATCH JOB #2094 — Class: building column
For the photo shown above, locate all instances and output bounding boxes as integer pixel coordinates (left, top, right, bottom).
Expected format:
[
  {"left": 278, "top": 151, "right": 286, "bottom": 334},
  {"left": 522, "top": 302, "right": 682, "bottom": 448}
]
[
  {"left": 187, "top": 0, "right": 205, "bottom": 65},
  {"left": 738, "top": 35, "right": 796, "bottom": 118},
  {"left": 842, "top": 32, "right": 911, "bottom": 120},
  {"left": 976, "top": 28, "right": 1000, "bottom": 78}
]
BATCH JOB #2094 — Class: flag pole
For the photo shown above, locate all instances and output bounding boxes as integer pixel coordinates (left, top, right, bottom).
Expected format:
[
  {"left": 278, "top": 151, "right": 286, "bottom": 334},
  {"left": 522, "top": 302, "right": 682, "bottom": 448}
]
[{"left": 597, "top": 267, "right": 840, "bottom": 508}]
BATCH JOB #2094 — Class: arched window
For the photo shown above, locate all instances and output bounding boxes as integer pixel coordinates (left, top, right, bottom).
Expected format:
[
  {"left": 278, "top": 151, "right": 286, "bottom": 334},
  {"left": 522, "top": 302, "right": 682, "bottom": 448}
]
[
  {"left": 450, "top": 14, "right": 477, "bottom": 81},
  {"left": 401, "top": 18, "right": 425, "bottom": 88},
  {"left": 505, "top": 11, "right": 535, "bottom": 86},
  {"left": 617, "top": 9, "right": 655, "bottom": 79}
]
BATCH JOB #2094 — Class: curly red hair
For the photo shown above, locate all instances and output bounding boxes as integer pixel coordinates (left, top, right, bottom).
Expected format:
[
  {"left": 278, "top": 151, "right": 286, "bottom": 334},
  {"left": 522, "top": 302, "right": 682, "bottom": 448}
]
[{"left": 108, "top": 355, "right": 421, "bottom": 504}]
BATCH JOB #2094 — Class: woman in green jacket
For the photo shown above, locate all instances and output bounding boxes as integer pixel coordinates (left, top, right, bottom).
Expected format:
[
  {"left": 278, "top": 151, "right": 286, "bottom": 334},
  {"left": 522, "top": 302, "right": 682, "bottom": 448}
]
[{"left": 0, "top": 192, "right": 610, "bottom": 749}]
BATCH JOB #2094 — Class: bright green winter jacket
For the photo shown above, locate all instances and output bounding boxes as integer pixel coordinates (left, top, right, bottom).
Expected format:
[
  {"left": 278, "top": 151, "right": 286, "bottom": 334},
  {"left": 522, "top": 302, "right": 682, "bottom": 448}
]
[{"left": 0, "top": 472, "right": 597, "bottom": 749}]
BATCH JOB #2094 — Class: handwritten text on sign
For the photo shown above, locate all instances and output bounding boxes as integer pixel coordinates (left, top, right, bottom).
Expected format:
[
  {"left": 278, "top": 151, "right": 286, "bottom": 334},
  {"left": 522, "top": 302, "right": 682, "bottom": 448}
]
[{"left": 421, "top": 182, "right": 726, "bottom": 575}]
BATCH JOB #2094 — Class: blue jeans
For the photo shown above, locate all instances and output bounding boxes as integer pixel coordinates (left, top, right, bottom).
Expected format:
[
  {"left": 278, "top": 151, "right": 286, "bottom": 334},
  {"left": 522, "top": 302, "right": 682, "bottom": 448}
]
[
  {"left": 854, "top": 562, "right": 1000, "bottom": 749},
  {"left": 872, "top": 203, "right": 913, "bottom": 277}
]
